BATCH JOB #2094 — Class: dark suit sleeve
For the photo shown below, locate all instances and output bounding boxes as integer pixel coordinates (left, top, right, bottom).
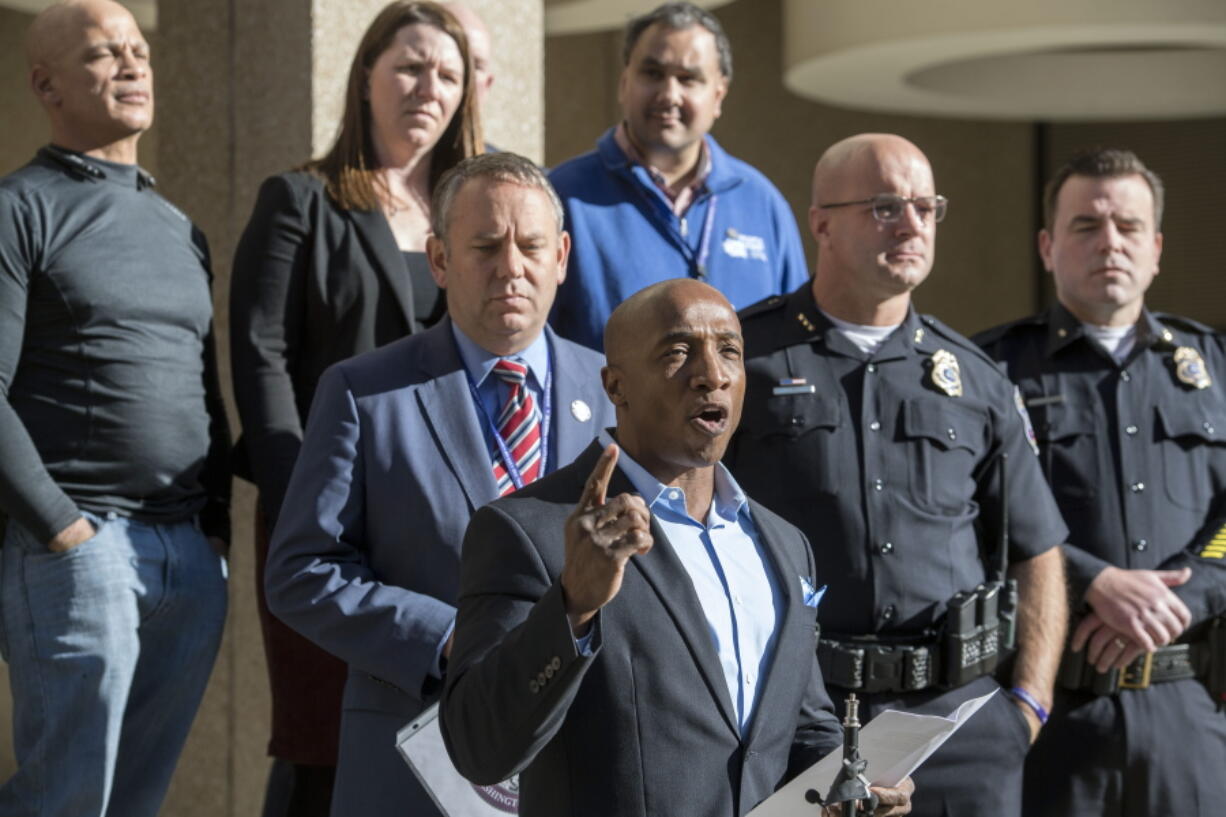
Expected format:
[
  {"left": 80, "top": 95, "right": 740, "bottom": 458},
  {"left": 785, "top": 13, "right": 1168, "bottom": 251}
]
[
  {"left": 441, "top": 503, "right": 599, "bottom": 785},
  {"left": 785, "top": 530, "right": 842, "bottom": 782},
  {"left": 264, "top": 363, "right": 456, "bottom": 697},
  {"left": 229, "top": 173, "right": 312, "bottom": 527}
]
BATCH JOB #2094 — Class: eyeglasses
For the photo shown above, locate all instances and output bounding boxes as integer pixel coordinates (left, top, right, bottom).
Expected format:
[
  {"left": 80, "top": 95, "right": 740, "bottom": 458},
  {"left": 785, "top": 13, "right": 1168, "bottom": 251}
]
[{"left": 818, "top": 194, "right": 948, "bottom": 224}]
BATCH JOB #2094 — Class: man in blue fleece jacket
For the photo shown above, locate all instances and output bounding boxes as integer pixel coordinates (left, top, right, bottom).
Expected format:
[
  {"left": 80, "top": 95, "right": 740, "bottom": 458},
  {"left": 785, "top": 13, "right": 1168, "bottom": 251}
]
[{"left": 547, "top": 2, "right": 807, "bottom": 351}]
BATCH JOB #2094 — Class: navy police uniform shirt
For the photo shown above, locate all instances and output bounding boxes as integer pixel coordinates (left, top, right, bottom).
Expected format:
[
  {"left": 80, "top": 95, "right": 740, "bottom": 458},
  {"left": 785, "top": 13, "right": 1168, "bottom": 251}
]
[
  {"left": 975, "top": 304, "right": 1226, "bottom": 626},
  {"left": 727, "top": 285, "right": 1068, "bottom": 637}
]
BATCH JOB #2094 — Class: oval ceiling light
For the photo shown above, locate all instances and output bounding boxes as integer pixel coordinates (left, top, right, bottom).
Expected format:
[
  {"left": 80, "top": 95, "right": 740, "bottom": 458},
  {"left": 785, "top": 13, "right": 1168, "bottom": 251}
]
[
  {"left": 546, "top": 0, "right": 734, "bottom": 36},
  {"left": 782, "top": 0, "right": 1226, "bottom": 120}
]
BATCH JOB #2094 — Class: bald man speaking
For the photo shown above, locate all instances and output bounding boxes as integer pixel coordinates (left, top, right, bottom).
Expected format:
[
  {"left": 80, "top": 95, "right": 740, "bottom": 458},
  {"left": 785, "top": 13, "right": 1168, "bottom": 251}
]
[
  {"left": 728, "top": 134, "right": 1068, "bottom": 816},
  {"left": 0, "top": 3, "right": 230, "bottom": 815},
  {"left": 441, "top": 279, "right": 913, "bottom": 816}
]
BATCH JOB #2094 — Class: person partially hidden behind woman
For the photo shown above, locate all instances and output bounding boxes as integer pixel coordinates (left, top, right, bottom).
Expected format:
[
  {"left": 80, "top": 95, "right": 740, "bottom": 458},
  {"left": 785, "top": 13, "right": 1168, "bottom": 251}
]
[{"left": 228, "top": 3, "right": 482, "bottom": 815}]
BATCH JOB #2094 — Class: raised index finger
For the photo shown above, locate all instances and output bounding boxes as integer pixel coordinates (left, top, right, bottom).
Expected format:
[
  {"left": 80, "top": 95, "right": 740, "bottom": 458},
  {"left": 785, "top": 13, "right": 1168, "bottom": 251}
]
[{"left": 579, "top": 443, "right": 619, "bottom": 511}]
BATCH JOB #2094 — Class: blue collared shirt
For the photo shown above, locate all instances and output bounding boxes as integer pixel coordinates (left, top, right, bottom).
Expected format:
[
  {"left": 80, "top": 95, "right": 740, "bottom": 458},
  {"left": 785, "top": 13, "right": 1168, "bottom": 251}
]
[
  {"left": 451, "top": 323, "right": 551, "bottom": 470},
  {"left": 597, "top": 430, "right": 784, "bottom": 734}
]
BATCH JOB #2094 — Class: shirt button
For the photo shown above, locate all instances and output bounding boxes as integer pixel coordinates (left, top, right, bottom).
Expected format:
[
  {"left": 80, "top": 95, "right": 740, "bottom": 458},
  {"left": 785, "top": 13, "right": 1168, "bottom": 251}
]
[
  {"left": 867, "top": 363, "right": 877, "bottom": 373},
  {"left": 1130, "top": 482, "right": 1145, "bottom": 493},
  {"left": 878, "top": 541, "right": 894, "bottom": 555},
  {"left": 1120, "top": 371, "right": 1132, "bottom": 382},
  {"left": 1204, "top": 422, "right": 1216, "bottom": 436},
  {"left": 746, "top": 672, "right": 756, "bottom": 686},
  {"left": 869, "top": 421, "right": 881, "bottom": 432},
  {"left": 669, "top": 490, "right": 681, "bottom": 501},
  {"left": 947, "top": 428, "right": 957, "bottom": 441},
  {"left": 1125, "top": 425, "right": 1139, "bottom": 436},
  {"left": 873, "top": 479, "right": 884, "bottom": 491},
  {"left": 881, "top": 605, "right": 896, "bottom": 621},
  {"left": 1133, "top": 539, "right": 1149, "bottom": 552}
]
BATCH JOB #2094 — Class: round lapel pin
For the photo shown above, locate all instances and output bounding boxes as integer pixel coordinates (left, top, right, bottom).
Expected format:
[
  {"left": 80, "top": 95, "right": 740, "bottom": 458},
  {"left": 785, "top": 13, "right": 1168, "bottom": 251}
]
[{"left": 570, "top": 399, "right": 592, "bottom": 422}]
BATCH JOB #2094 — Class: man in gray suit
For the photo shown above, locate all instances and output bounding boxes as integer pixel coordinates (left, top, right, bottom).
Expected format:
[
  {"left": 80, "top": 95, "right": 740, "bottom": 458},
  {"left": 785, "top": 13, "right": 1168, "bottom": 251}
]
[
  {"left": 264, "top": 152, "right": 614, "bottom": 817},
  {"left": 441, "top": 279, "right": 914, "bottom": 816}
]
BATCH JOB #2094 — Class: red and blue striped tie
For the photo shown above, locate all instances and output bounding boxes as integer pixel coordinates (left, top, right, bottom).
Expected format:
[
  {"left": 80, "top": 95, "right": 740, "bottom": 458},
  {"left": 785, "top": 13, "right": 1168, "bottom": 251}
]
[{"left": 491, "top": 359, "right": 542, "bottom": 496}]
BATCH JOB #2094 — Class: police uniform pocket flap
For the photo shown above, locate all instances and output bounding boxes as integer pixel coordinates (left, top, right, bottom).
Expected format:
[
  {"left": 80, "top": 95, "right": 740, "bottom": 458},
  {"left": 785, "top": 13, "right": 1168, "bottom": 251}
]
[
  {"left": 1035, "top": 406, "right": 1096, "bottom": 444},
  {"left": 743, "top": 392, "right": 840, "bottom": 439},
  {"left": 902, "top": 400, "right": 981, "bottom": 453},
  {"left": 1156, "top": 402, "right": 1226, "bottom": 445}
]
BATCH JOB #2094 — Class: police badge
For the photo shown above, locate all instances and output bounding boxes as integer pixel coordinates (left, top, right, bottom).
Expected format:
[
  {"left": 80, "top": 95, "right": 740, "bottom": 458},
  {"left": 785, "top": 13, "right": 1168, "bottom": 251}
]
[
  {"left": 1173, "top": 346, "right": 1212, "bottom": 390},
  {"left": 930, "top": 349, "right": 963, "bottom": 397}
]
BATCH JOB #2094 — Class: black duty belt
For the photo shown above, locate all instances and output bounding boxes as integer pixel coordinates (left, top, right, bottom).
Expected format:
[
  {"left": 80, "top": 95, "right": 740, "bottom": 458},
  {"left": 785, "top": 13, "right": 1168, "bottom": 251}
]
[
  {"left": 1058, "top": 641, "right": 1211, "bottom": 695},
  {"left": 818, "top": 638, "right": 942, "bottom": 693}
]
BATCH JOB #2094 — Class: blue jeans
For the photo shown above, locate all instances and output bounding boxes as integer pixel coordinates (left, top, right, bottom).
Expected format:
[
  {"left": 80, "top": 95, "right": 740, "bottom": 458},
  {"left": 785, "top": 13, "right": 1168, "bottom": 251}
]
[{"left": 0, "top": 511, "right": 228, "bottom": 817}]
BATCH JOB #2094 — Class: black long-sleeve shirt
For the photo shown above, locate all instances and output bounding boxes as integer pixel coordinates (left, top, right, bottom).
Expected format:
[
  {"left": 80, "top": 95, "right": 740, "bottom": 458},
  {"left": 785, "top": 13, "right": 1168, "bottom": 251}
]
[{"left": 0, "top": 146, "right": 230, "bottom": 544}]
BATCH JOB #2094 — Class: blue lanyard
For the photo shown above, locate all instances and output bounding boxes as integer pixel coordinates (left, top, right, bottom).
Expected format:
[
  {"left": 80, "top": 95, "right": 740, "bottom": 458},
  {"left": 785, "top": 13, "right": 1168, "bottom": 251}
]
[
  {"left": 463, "top": 355, "right": 553, "bottom": 492},
  {"left": 694, "top": 194, "right": 718, "bottom": 279}
]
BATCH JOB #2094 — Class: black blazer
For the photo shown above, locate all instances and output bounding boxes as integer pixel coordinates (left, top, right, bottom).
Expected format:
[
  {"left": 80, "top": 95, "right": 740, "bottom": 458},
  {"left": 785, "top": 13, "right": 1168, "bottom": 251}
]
[
  {"left": 230, "top": 170, "right": 420, "bottom": 525},
  {"left": 441, "top": 441, "right": 842, "bottom": 817}
]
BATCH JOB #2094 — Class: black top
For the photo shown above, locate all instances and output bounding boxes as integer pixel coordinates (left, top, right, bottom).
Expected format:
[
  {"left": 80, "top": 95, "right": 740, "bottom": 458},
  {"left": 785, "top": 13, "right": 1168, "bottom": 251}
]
[
  {"left": 976, "top": 304, "right": 1226, "bottom": 625},
  {"left": 0, "top": 146, "right": 230, "bottom": 543},
  {"left": 727, "top": 284, "right": 1068, "bottom": 636},
  {"left": 229, "top": 171, "right": 419, "bottom": 528},
  {"left": 403, "top": 250, "right": 444, "bottom": 328}
]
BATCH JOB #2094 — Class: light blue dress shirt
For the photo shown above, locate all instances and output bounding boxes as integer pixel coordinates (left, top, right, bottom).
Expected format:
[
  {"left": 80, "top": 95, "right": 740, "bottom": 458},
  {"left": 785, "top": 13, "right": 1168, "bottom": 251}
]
[
  {"left": 451, "top": 323, "right": 553, "bottom": 473},
  {"left": 596, "top": 430, "right": 784, "bottom": 734}
]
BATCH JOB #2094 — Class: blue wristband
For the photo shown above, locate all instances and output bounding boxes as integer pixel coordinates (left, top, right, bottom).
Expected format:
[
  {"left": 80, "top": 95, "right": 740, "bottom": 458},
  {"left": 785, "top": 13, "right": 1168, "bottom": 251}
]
[{"left": 1009, "top": 686, "right": 1049, "bottom": 725}]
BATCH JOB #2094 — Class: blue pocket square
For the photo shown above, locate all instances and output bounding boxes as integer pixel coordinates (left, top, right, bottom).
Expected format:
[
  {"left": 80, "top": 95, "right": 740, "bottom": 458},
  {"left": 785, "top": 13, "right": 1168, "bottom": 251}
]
[{"left": 800, "top": 576, "right": 826, "bottom": 608}]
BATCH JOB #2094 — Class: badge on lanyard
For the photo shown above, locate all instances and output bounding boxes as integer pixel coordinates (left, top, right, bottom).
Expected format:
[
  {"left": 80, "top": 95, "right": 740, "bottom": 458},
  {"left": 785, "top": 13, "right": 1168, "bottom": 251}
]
[
  {"left": 930, "top": 349, "right": 963, "bottom": 397},
  {"left": 1174, "top": 346, "right": 1212, "bottom": 390}
]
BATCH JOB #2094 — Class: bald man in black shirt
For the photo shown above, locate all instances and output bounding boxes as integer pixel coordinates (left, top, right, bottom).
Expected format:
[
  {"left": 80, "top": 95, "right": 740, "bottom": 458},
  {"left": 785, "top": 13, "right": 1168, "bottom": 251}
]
[{"left": 0, "top": 2, "right": 229, "bottom": 815}]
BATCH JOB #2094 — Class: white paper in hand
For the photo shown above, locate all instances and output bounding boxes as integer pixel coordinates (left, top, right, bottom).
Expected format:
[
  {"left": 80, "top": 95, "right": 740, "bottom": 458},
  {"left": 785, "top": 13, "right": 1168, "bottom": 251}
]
[
  {"left": 747, "top": 690, "right": 996, "bottom": 816},
  {"left": 396, "top": 703, "right": 519, "bottom": 816}
]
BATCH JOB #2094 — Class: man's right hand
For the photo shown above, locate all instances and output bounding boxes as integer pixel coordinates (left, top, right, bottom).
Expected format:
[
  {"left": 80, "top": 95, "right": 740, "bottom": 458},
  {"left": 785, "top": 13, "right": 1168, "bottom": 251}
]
[
  {"left": 48, "top": 516, "right": 95, "bottom": 553},
  {"left": 1077, "top": 565, "right": 1192, "bottom": 654},
  {"left": 560, "top": 444, "right": 653, "bottom": 636}
]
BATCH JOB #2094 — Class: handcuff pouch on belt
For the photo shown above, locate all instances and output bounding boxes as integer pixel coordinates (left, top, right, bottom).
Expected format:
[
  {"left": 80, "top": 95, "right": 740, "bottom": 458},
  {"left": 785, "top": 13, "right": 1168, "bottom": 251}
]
[{"left": 819, "top": 579, "right": 1020, "bottom": 694}]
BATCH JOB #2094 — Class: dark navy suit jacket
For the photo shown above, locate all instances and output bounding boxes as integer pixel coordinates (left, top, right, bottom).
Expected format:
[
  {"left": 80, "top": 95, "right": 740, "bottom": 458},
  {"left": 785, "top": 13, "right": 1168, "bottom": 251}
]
[{"left": 265, "top": 318, "right": 612, "bottom": 815}]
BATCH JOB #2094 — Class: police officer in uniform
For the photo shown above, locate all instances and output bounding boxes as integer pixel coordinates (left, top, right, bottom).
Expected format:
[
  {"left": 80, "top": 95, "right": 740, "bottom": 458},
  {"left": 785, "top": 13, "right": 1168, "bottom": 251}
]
[
  {"left": 975, "top": 148, "right": 1226, "bottom": 817},
  {"left": 728, "top": 133, "right": 1069, "bottom": 817}
]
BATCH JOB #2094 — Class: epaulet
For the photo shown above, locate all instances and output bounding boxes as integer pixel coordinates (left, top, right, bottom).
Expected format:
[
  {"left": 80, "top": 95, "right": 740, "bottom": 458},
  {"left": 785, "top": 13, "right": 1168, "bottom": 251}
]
[
  {"left": 1155, "top": 313, "right": 1219, "bottom": 336},
  {"left": 969, "top": 313, "right": 1046, "bottom": 348},
  {"left": 737, "top": 294, "right": 788, "bottom": 323},
  {"left": 918, "top": 313, "right": 1006, "bottom": 369}
]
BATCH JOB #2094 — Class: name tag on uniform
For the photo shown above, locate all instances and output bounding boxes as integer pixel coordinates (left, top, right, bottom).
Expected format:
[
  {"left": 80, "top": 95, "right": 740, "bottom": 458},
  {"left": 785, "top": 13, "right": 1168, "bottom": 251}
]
[{"left": 773, "top": 377, "right": 815, "bottom": 396}]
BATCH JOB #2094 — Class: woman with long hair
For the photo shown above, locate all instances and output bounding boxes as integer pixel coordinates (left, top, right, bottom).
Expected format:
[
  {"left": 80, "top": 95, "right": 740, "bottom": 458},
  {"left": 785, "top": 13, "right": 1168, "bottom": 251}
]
[{"left": 228, "top": 3, "right": 482, "bottom": 814}]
